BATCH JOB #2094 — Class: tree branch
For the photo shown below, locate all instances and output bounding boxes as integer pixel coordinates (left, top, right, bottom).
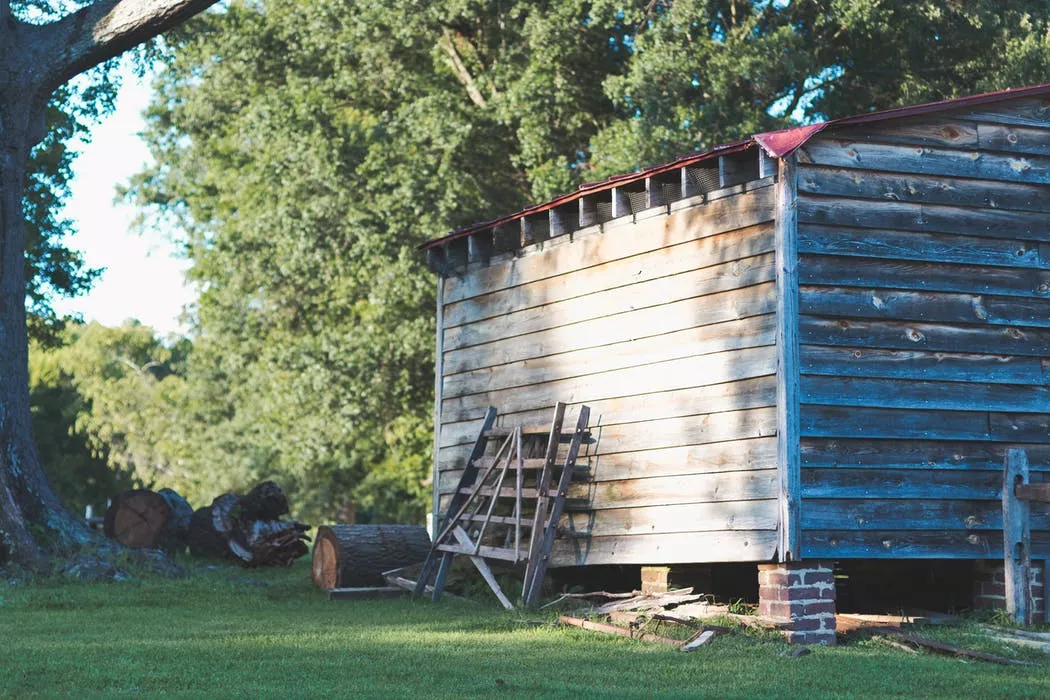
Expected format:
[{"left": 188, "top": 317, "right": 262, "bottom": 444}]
[
  {"left": 41, "top": 0, "right": 220, "bottom": 90},
  {"left": 438, "top": 27, "right": 487, "bottom": 109}
]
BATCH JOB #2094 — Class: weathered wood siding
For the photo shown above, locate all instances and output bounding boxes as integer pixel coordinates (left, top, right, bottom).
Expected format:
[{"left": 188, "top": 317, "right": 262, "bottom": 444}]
[
  {"left": 795, "top": 98, "right": 1050, "bottom": 559},
  {"left": 436, "top": 183, "right": 780, "bottom": 565}
]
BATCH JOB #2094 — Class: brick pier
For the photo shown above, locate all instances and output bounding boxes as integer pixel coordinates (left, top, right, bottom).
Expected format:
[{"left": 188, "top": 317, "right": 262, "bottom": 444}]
[
  {"left": 758, "top": 561, "right": 837, "bottom": 645},
  {"left": 973, "top": 562, "right": 1046, "bottom": 619}
]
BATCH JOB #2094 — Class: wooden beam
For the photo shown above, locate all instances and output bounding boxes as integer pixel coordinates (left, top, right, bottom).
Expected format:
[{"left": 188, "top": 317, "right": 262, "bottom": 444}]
[
  {"left": 775, "top": 152, "right": 800, "bottom": 562},
  {"left": 431, "top": 276, "right": 445, "bottom": 535},
  {"left": 611, "top": 187, "right": 632, "bottom": 219},
  {"left": 1015, "top": 483, "right": 1050, "bottom": 503},
  {"left": 467, "top": 232, "right": 493, "bottom": 264},
  {"left": 1004, "top": 448, "right": 1033, "bottom": 626}
]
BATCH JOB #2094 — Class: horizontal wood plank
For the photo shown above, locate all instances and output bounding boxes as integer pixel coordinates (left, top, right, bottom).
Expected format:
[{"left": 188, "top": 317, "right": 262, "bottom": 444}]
[
  {"left": 802, "top": 498, "right": 1050, "bottom": 531},
  {"left": 444, "top": 226, "right": 774, "bottom": 328},
  {"left": 443, "top": 186, "right": 775, "bottom": 304},
  {"left": 798, "top": 165, "right": 1050, "bottom": 214},
  {"left": 443, "top": 375, "right": 776, "bottom": 445},
  {"left": 801, "top": 405, "right": 1050, "bottom": 442},
  {"left": 441, "top": 345, "right": 776, "bottom": 431},
  {"left": 441, "top": 405, "right": 778, "bottom": 457},
  {"left": 800, "top": 253, "right": 1050, "bottom": 298},
  {"left": 800, "top": 287, "right": 1050, "bottom": 329},
  {"left": 801, "top": 530, "right": 1050, "bottom": 559},
  {"left": 441, "top": 437, "right": 778, "bottom": 487},
  {"left": 444, "top": 310, "right": 775, "bottom": 378},
  {"left": 550, "top": 529, "right": 779, "bottom": 566},
  {"left": 798, "top": 138, "right": 1050, "bottom": 186},
  {"left": 800, "top": 317, "right": 1050, "bottom": 358},
  {"left": 561, "top": 499, "right": 779, "bottom": 538},
  {"left": 799, "top": 194, "right": 1050, "bottom": 242},
  {"left": 801, "top": 468, "right": 1001, "bottom": 499},
  {"left": 446, "top": 279, "right": 776, "bottom": 351},
  {"left": 800, "top": 438, "right": 1050, "bottom": 471},
  {"left": 798, "top": 225, "right": 1047, "bottom": 271},
  {"left": 800, "top": 375, "right": 1050, "bottom": 413},
  {"left": 800, "top": 345, "right": 1050, "bottom": 386}
]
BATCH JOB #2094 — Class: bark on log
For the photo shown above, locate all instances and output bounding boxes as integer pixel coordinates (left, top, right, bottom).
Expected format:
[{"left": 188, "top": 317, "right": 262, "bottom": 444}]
[{"left": 312, "top": 524, "right": 431, "bottom": 590}]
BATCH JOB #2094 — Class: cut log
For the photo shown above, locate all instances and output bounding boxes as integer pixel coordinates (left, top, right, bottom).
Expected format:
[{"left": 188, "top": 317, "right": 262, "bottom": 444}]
[
  {"left": 103, "top": 489, "right": 194, "bottom": 552},
  {"left": 312, "top": 525, "right": 431, "bottom": 590}
]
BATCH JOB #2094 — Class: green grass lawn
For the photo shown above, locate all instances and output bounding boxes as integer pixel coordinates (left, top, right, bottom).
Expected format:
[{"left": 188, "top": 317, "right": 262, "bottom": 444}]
[{"left": 1, "top": 561, "right": 1048, "bottom": 699}]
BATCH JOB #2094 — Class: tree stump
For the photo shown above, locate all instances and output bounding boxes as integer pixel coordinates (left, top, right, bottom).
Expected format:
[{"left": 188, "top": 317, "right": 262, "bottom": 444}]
[{"left": 312, "top": 524, "right": 431, "bottom": 590}]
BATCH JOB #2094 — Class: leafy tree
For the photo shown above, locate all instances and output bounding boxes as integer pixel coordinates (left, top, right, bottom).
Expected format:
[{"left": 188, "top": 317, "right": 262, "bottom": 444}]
[{"left": 0, "top": 0, "right": 222, "bottom": 570}]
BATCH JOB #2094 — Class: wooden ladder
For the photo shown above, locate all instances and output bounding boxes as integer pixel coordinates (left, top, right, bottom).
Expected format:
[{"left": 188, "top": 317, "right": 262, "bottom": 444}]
[{"left": 413, "top": 402, "right": 591, "bottom": 608}]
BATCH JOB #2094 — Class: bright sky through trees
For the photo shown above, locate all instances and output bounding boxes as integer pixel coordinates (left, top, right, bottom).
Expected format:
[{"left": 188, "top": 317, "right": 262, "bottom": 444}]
[{"left": 52, "top": 59, "right": 192, "bottom": 338}]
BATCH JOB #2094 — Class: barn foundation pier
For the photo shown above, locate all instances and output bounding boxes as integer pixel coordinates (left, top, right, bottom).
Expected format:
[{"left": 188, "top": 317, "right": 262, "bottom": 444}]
[
  {"left": 640, "top": 565, "right": 712, "bottom": 594},
  {"left": 973, "top": 561, "right": 1046, "bottom": 620},
  {"left": 758, "top": 561, "right": 837, "bottom": 645}
]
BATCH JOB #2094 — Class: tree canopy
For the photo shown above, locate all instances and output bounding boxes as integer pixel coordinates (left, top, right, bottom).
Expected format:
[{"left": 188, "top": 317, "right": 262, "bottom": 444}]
[{"left": 41, "top": 0, "right": 1050, "bottom": 525}]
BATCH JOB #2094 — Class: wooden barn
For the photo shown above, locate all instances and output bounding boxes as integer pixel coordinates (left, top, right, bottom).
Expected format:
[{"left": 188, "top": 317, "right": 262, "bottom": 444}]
[{"left": 421, "top": 84, "right": 1050, "bottom": 638}]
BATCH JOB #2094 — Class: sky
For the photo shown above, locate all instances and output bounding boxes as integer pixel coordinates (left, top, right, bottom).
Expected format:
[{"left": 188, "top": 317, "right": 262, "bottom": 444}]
[{"left": 51, "top": 60, "right": 194, "bottom": 338}]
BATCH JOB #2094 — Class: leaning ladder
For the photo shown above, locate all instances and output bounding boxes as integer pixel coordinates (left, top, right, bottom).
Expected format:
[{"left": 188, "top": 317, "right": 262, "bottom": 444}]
[{"left": 413, "top": 402, "right": 591, "bottom": 608}]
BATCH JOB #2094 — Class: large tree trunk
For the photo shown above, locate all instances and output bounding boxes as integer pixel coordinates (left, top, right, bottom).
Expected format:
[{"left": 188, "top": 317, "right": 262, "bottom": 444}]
[
  {"left": 0, "top": 95, "right": 98, "bottom": 569},
  {"left": 0, "top": 0, "right": 221, "bottom": 570}
]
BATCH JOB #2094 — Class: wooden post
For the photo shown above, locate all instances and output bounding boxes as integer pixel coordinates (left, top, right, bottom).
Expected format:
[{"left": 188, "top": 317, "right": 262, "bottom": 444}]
[
  {"left": 1003, "top": 448, "right": 1033, "bottom": 625},
  {"left": 774, "top": 153, "right": 800, "bottom": 562}
]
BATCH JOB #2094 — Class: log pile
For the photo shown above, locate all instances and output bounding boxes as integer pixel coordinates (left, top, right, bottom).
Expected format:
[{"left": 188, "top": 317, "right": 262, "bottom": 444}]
[{"left": 104, "top": 481, "right": 310, "bottom": 567}]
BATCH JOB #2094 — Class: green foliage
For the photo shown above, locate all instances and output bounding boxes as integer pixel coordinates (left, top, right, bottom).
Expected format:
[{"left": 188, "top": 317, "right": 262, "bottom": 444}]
[
  {"left": 29, "top": 322, "right": 186, "bottom": 512},
  {"left": 112, "top": 0, "right": 1050, "bottom": 526}
]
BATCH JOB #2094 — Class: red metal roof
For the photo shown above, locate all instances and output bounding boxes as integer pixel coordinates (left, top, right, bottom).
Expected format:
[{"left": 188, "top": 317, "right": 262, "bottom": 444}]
[{"left": 421, "top": 81, "right": 1050, "bottom": 251}]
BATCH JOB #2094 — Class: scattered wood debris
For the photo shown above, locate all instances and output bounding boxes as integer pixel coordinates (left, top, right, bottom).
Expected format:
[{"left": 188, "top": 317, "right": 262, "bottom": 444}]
[
  {"left": 559, "top": 615, "right": 684, "bottom": 647},
  {"left": 980, "top": 626, "right": 1050, "bottom": 653},
  {"left": 881, "top": 629, "right": 1033, "bottom": 666},
  {"left": 595, "top": 588, "right": 703, "bottom": 614},
  {"left": 681, "top": 630, "right": 716, "bottom": 651}
]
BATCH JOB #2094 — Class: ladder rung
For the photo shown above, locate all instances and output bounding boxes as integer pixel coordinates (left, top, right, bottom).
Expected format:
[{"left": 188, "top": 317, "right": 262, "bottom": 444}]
[
  {"left": 471, "top": 457, "right": 548, "bottom": 470},
  {"left": 484, "top": 426, "right": 591, "bottom": 439},
  {"left": 468, "top": 457, "right": 591, "bottom": 473},
  {"left": 436, "top": 542, "right": 527, "bottom": 562},
  {"left": 458, "top": 486, "right": 539, "bottom": 499},
  {"left": 458, "top": 513, "right": 535, "bottom": 526}
]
